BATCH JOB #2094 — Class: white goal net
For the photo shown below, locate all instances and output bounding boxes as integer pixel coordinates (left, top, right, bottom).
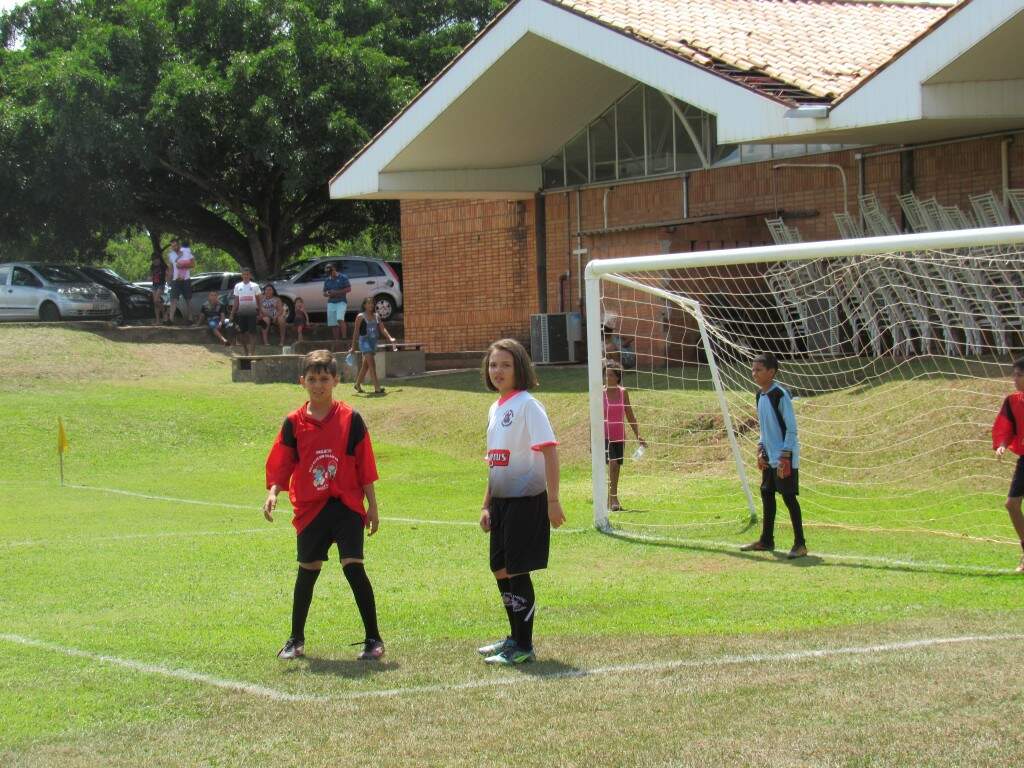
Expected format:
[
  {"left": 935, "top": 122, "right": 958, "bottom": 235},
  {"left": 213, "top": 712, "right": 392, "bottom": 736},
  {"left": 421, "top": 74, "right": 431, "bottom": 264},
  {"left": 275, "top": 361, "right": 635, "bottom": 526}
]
[{"left": 584, "top": 225, "right": 1024, "bottom": 569}]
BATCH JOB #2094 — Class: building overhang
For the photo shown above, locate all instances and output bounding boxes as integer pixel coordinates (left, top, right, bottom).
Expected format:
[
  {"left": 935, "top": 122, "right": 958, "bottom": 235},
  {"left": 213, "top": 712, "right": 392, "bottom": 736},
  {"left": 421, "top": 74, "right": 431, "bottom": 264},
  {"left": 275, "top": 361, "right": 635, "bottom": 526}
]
[
  {"left": 330, "top": 0, "right": 1024, "bottom": 201},
  {"left": 771, "top": 0, "right": 1024, "bottom": 144}
]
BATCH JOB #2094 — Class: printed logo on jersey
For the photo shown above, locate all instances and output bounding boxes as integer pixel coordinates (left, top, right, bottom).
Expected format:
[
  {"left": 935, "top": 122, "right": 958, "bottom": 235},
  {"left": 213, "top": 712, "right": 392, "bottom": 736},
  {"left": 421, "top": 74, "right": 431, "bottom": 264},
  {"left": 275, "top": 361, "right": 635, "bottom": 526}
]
[
  {"left": 310, "top": 449, "right": 338, "bottom": 489},
  {"left": 487, "top": 449, "right": 511, "bottom": 467},
  {"left": 501, "top": 409, "right": 514, "bottom": 427}
]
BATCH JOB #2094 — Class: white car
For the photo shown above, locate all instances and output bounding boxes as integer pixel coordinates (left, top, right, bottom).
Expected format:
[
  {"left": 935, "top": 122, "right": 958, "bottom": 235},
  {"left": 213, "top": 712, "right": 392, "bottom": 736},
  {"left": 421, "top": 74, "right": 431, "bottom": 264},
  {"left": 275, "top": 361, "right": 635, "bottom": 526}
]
[
  {"left": 269, "top": 257, "right": 403, "bottom": 321},
  {"left": 0, "top": 262, "right": 118, "bottom": 321}
]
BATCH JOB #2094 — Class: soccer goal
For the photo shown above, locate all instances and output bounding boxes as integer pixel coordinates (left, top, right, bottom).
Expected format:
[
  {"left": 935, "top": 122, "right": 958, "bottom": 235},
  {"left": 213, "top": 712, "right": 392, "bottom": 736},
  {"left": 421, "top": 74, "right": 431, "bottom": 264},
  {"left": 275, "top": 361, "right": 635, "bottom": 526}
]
[{"left": 584, "top": 224, "right": 1024, "bottom": 562}]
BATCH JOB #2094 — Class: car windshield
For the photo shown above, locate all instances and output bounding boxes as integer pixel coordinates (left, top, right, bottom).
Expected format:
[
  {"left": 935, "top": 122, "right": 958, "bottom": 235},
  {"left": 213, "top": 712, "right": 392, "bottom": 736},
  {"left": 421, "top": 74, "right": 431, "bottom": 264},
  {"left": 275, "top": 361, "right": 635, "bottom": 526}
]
[
  {"left": 82, "top": 268, "right": 127, "bottom": 287},
  {"left": 99, "top": 268, "right": 131, "bottom": 285},
  {"left": 35, "top": 264, "right": 90, "bottom": 284},
  {"left": 270, "top": 260, "right": 314, "bottom": 281}
]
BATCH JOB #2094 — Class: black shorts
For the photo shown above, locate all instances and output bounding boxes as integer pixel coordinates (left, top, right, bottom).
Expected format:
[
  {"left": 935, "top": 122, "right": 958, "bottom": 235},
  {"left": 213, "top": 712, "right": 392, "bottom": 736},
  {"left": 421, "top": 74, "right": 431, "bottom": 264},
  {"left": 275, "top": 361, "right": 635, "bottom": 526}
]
[
  {"left": 296, "top": 498, "right": 365, "bottom": 563},
  {"left": 488, "top": 491, "right": 550, "bottom": 574},
  {"left": 1008, "top": 455, "right": 1024, "bottom": 498},
  {"left": 170, "top": 279, "right": 192, "bottom": 301},
  {"left": 605, "top": 439, "right": 624, "bottom": 465},
  {"left": 235, "top": 314, "right": 257, "bottom": 334},
  {"left": 761, "top": 466, "right": 799, "bottom": 497}
]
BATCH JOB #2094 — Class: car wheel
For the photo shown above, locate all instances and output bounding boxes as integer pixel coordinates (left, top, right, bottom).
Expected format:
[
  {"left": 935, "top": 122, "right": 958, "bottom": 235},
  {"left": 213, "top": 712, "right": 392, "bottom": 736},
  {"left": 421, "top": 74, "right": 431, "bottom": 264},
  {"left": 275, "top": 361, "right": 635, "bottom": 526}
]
[
  {"left": 373, "top": 294, "right": 396, "bottom": 320},
  {"left": 39, "top": 302, "right": 61, "bottom": 322},
  {"left": 114, "top": 304, "right": 126, "bottom": 325},
  {"left": 280, "top": 297, "right": 295, "bottom": 324}
]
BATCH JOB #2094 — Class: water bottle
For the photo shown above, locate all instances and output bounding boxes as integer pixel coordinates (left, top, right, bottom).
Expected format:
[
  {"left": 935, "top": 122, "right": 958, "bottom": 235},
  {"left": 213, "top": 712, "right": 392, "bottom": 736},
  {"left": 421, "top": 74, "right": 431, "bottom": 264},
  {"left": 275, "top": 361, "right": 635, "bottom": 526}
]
[
  {"left": 344, "top": 352, "right": 356, "bottom": 367},
  {"left": 632, "top": 444, "right": 646, "bottom": 461}
]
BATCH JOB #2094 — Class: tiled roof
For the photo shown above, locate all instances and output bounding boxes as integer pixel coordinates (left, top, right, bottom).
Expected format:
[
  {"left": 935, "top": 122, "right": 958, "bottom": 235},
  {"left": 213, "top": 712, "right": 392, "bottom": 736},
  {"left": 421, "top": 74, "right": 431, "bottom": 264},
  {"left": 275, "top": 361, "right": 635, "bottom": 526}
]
[{"left": 550, "top": 0, "right": 957, "bottom": 104}]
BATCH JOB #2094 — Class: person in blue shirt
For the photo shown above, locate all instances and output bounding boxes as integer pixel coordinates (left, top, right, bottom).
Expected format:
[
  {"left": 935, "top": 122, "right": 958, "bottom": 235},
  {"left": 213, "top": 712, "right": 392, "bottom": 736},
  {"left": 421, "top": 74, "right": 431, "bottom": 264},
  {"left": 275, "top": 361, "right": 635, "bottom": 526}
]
[
  {"left": 323, "top": 263, "right": 351, "bottom": 342},
  {"left": 741, "top": 352, "right": 807, "bottom": 559}
]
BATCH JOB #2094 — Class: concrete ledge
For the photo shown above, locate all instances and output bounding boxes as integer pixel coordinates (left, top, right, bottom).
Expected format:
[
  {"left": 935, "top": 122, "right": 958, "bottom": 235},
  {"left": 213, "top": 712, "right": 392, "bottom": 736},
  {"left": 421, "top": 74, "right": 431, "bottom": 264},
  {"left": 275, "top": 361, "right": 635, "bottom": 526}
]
[
  {"left": 293, "top": 338, "right": 421, "bottom": 355},
  {"left": 376, "top": 349, "right": 425, "bottom": 378},
  {"left": 232, "top": 355, "right": 304, "bottom": 384},
  {"left": 426, "top": 350, "right": 486, "bottom": 371},
  {"left": 1, "top": 320, "right": 117, "bottom": 331},
  {"left": 253, "top": 355, "right": 303, "bottom": 385},
  {"left": 232, "top": 348, "right": 425, "bottom": 384}
]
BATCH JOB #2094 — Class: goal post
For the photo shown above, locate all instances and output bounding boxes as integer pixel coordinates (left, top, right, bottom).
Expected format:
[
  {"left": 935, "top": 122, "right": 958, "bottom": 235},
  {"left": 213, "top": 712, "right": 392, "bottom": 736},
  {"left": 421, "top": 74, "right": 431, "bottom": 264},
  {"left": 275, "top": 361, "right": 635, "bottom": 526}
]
[
  {"left": 587, "top": 272, "right": 758, "bottom": 530},
  {"left": 584, "top": 223, "right": 1024, "bottom": 537}
]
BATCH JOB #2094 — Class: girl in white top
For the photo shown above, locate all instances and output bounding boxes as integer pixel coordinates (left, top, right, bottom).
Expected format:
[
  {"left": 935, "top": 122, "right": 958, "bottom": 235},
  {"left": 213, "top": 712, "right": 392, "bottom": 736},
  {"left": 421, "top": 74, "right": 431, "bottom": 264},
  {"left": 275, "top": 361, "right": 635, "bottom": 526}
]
[{"left": 478, "top": 338, "right": 564, "bottom": 665}]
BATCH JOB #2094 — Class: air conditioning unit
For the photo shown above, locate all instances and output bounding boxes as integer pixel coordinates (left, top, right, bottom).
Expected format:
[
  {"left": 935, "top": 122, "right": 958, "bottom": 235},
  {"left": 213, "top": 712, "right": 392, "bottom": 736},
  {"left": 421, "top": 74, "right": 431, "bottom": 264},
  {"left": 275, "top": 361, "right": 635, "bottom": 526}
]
[{"left": 531, "top": 312, "right": 581, "bottom": 363}]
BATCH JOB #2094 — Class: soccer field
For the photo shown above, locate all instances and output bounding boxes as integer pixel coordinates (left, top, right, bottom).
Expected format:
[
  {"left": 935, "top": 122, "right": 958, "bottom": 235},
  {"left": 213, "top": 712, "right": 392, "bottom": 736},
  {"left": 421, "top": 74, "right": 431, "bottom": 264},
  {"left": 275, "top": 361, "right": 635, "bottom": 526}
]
[{"left": 2, "top": 328, "right": 1023, "bottom": 767}]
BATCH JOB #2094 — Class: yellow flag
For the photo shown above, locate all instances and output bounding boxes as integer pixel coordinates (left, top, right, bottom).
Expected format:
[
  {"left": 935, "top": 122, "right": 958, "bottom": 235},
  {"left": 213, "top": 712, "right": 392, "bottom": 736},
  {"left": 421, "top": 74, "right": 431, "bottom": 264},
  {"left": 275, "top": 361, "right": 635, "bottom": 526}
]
[{"left": 57, "top": 417, "right": 69, "bottom": 455}]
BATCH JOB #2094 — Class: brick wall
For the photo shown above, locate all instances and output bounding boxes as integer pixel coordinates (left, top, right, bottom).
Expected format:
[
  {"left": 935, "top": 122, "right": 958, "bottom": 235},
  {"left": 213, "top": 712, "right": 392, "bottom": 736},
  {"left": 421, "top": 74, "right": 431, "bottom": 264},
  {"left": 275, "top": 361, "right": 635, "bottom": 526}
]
[
  {"left": 400, "top": 199, "right": 535, "bottom": 352},
  {"left": 400, "top": 136, "right": 1024, "bottom": 354}
]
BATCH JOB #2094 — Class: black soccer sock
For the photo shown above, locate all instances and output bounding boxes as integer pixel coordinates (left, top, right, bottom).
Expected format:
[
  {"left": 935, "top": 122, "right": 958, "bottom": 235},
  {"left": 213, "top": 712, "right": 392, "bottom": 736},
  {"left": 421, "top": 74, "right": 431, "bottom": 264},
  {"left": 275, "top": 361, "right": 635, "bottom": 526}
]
[
  {"left": 343, "top": 562, "right": 381, "bottom": 641},
  {"left": 497, "top": 577, "right": 514, "bottom": 637},
  {"left": 291, "top": 566, "right": 321, "bottom": 641},
  {"left": 759, "top": 489, "right": 777, "bottom": 547},
  {"left": 782, "top": 494, "right": 805, "bottom": 547},
  {"left": 508, "top": 573, "right": 536, "bottom": 651}
]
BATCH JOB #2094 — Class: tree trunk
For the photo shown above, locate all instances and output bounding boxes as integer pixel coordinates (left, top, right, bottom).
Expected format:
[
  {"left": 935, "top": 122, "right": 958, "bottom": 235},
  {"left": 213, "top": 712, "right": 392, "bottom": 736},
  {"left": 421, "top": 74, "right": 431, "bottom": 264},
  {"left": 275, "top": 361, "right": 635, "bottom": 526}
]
[
  {"left": 147, "top": 226, "right": 164, "bottom": 262},
  {"left": 247, "top": 231, "right": 273, "bottom": 280}
]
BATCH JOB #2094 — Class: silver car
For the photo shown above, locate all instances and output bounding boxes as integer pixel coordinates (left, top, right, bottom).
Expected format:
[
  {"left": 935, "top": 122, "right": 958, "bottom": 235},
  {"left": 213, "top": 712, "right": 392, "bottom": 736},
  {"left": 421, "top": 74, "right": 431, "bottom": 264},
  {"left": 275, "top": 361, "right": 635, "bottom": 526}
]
[
  {"left": 136, "top": 271, "right": 243, "bottom": 320},
  {"left": 0, "top": 262, "right": 118, "bottom": 321},
  {"left": 270, "top": 257, "right": 403, "bottom": 321}
]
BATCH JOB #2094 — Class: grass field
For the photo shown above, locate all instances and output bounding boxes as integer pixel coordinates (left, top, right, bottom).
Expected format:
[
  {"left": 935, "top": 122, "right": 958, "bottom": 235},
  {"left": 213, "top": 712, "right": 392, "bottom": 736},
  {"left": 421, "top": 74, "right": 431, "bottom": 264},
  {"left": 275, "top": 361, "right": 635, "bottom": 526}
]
[{"left": 1, "top": 327, "right": 1023, "bottom": 767}]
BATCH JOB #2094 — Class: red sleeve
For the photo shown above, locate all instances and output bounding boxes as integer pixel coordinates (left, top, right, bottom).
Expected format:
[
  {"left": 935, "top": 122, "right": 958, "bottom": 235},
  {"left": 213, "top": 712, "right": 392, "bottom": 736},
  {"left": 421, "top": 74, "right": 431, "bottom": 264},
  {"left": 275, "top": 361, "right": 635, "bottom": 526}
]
[
  {"left": 266, "top": 417, "right": 298, "bottom": 489},
  {"left": 993, "top": 397, "right": 1016, "bottom": 450}
]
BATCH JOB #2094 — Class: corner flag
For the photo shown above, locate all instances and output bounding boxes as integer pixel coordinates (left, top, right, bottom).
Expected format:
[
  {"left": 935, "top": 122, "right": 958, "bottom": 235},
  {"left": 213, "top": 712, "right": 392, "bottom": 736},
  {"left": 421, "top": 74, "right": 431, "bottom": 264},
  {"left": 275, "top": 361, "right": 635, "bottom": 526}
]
[
  {"left": 57, "top": 417, "right": 68, "bottom": 485},
  {"left": 57, "top": 417, "right": 69, "bottom": 455}
]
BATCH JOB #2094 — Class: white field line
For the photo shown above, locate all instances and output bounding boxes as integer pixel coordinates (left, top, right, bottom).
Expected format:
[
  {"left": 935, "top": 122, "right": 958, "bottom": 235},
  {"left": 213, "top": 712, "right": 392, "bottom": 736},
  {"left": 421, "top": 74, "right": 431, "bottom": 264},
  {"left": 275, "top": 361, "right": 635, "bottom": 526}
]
[
  {"left": 3, "top": 528, "right": 276, "bottom": 549},
  {"left": 0, "top": 633, "right": 322, "bottom": 703},
  {"left": 3, "top": 631, "right": 1021, "bottom": 704},
  {"left": 608, "top": 528, "right": 1016, "bottom": 574},
  {"left": 59, "top": 483, "right": 587, "bottom": 533},
  {"left": 3, "top": 487, "right": 590, "bottom": 548},
  {"left": 341, "top": 633, "right": 1024, "bottom": 701}
]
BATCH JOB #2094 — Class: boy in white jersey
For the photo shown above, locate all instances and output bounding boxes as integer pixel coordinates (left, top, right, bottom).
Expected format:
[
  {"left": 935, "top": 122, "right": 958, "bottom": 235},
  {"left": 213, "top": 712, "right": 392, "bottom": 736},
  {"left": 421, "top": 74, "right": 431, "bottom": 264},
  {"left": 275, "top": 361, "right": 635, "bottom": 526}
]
[
  {"left": 231, "top": 268, "right": 261, "bottom": 355},
  {"left": 478, "top": 338, "right": 564, "bottom": 665}
]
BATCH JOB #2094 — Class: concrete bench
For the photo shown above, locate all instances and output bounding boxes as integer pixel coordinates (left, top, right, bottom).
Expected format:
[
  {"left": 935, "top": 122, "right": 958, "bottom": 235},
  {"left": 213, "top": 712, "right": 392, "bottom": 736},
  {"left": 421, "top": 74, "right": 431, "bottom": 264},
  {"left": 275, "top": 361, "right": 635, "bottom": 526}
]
[
  {"left": 232, "top": 346, "right": 426, "bottom": 384},
  {"left": 231, "top": 354, "right": 305, "bottom": 384}
]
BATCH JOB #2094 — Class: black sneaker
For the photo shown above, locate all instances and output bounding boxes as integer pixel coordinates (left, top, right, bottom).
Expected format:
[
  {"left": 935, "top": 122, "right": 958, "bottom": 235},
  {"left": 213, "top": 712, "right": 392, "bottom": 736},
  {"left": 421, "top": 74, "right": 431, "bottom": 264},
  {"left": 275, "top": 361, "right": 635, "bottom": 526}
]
[
  {"left": 357, "top": 638, "right": 385, "bottom": 661},
  {"left": 277, "top": 637, "right": 305, "bottom": 659}
]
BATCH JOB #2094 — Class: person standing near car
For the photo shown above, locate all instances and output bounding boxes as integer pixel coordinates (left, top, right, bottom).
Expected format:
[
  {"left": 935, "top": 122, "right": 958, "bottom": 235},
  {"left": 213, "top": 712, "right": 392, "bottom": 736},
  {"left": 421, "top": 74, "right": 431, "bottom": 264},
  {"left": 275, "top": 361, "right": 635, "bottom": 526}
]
[
  {"left": 168, "top": 239, "right": 195, "bottom": 324},
  {"left": 150, "top": 250, "right": 169, "bottom": 324},
  {"left": 323, "top": 262, "right": 351, "bottom": 342},
  {"left": 232, "top": 267, "right": 261, "bottom": 355}
]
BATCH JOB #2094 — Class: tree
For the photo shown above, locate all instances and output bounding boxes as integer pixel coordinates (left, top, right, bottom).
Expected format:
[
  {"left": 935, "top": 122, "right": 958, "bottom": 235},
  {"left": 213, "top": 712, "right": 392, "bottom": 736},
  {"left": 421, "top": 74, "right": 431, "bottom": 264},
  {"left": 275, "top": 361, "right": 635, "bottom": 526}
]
[{"left": 0, "top": 0, "right": 503, "bottom": 276}]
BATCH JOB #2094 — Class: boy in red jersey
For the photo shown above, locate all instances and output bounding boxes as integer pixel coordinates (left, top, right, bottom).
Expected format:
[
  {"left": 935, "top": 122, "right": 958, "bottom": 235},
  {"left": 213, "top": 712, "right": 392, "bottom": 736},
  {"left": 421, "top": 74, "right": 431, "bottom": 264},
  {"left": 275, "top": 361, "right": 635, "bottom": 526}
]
[
  {"left": 263, "top": 349, "right": 385, "bottom": 659},
  {"left": 992, "top": 356, "right": 1024, "bottom": 574}
]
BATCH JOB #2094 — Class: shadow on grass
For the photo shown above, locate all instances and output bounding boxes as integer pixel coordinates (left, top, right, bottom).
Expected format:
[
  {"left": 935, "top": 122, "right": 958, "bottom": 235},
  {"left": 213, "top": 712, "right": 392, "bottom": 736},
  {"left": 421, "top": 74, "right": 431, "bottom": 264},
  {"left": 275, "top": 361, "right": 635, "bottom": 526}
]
[
  {"left": 404, "top": 366, "right": 590, "bottom": 394},
  {"left": 298, "top": 657, "right": 401, "bottom": 678},
  {"left": 602, "top": 527, "right": 1013, "bottom": 579},
  {"left": 613, "top": 508, "right": 758, "bottom": 536}
]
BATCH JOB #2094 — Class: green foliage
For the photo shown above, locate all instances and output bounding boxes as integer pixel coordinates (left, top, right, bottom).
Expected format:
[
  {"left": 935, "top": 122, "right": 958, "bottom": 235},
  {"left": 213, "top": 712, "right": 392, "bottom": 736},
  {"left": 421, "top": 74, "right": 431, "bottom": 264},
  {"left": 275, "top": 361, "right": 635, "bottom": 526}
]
[
  {"left": 103, "top": 231, "right": 238, "bottom": 280},
  {"left": 303, "top": 223, "right": 402, "bottom": 263},
  {"left": 0, "top": 0, "right": 501, "bottom": 275}
]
